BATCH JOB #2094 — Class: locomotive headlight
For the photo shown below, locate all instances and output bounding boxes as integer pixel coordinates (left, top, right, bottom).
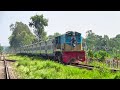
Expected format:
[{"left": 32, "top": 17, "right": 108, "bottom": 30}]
[{"left": 78, "top": 56, "right": 82, "bottom": 61}]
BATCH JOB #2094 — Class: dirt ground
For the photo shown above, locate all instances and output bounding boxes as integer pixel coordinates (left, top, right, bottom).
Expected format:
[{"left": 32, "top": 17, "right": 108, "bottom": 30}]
[
  {"left": 6, "top": 61, "right": 19, "bottom": 79},
  {"left": 0, "top": 61, "right": 5, "bottom": 79},
  {"left": 0, "top": 60, "right": 19, "bottom": 79}
]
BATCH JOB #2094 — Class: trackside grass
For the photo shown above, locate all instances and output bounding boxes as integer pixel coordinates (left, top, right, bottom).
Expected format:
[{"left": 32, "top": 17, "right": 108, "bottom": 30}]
[{"left": 7, "top": 55, "right": 120, "bottom": 79}]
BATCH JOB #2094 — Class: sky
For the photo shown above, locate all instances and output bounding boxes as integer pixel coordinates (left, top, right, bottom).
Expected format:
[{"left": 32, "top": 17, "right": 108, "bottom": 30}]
[{"left": 0, "top": 11, "right": 120, "bottom": 46}]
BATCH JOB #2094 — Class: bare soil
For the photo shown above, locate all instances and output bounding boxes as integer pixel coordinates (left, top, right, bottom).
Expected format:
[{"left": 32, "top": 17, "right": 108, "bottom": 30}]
[
  {"left": 0, "top": 61, "right": 5, "bottom": 79},
  {"left": 6, "top": 61, "right": 19, "bottom": 79},
  {"left": 0, "top": 60, "right": 19, "bottom": 79}
]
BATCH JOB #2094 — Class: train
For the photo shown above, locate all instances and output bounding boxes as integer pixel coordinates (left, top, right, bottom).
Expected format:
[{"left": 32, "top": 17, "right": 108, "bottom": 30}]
[{"left": 16, "top": 31, "right": 86, "bottom": 64}]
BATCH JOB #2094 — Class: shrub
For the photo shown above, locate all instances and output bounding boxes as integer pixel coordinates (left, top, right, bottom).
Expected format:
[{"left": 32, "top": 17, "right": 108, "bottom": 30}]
[
  {"left": 93, "top": 50, "right": 110, "bottom": 62},
  {"left": 7, "top": 55, "right": 120, "bottom": 79}
]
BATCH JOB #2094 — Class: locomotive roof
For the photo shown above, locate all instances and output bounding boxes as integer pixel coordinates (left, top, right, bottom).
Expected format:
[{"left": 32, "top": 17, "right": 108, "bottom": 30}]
[
  {"left": 66, "top": 31, "right": 81, "bottom": 35},
  {"left": 54, "top": 31, "right": 81, "bottom": 38}
]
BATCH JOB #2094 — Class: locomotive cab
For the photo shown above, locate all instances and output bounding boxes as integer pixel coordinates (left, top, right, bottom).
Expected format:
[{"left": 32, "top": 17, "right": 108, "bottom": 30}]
[
  {"left": 65, "top": 31, "right": 82, "bottom": 51},
  {"left": 54, "top": 31, "right": 86, "bottom": 64}
]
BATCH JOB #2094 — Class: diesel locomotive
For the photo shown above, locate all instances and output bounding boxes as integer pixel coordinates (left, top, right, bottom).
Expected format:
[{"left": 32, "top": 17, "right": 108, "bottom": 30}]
[{"left": 16, "top": 31, "right": 86, "bottom": 64}]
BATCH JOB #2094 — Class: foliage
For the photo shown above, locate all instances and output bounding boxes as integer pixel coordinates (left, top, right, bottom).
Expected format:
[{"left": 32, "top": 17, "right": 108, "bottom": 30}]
[
  {"left": 29, "top": 14, "right": 48, "bottom": 41},
  {"left": 83, "top": 30, "right": 120, "bottom": 59},
  {"left": 0, "top": 44, "right": 3, "bottom": 53},
  {"left": 9, "top": 22, "right": 35, "bottom": 49},
  {"left": 93, "top": 50, "right": 110, "bottom": 62},
  {"left": 87, "top": 49, "right": 94, "bottom": 59},
  {"left": 48, "top": 32, "right": 61, "bottom": 40},
  {"left": 7, "top": 55, "right": 120, "bottom": 79}
]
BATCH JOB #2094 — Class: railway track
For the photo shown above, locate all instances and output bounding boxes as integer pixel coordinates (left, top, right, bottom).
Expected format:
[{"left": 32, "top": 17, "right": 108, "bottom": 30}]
[
  {"left": 4, "top": 59, "right": 10, "bottom": 79},
  {"left": 71, "top": 63, "right": 120, "bottom": 72},
  {"left": 71, "top": 63, "right": 94, "bottom": 70},
  {"left": 0, "top": 55, "right": 18, "bottom": 79},
  {"left": 0, "top": 55, "right": 10, "bottom": 79}
]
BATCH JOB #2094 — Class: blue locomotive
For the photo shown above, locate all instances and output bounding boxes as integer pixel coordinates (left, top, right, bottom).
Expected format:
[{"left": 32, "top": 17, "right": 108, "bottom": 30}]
[{"left": 16, "top": 31, "right": 86, "bottom": 64}]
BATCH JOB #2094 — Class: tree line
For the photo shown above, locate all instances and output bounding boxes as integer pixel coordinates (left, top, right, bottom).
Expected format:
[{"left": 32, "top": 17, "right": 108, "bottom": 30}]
[
  {"left": 0, "top": 44, "right": 3, "bottom": 54},
  {"left": 8, "top": 14, "right": 61, "bottom": 51},
  {"left": 82, "top": 30, "right": 120, "bottom": 60},
  {"left": 8, "top": 14, "right": 120, "bottom": 60}
]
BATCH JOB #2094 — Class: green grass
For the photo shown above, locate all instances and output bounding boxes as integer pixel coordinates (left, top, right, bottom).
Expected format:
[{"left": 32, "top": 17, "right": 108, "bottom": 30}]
[{"left": 7, "top": 55, "right": 120, "bottom": 79}]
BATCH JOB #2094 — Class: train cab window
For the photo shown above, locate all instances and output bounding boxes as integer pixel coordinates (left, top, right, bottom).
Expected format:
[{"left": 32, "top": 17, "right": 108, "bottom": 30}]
[{"left": 66, "top": 32, "right": 72, "bottom": 36}]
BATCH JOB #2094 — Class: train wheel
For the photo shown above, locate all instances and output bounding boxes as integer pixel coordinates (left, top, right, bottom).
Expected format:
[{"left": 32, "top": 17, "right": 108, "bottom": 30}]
[
  {"left": 54, "top": 55, "right": 57, "bottom": 61},
  {"left": 57, "top": 55, "right": 61, "bottom": 62}
]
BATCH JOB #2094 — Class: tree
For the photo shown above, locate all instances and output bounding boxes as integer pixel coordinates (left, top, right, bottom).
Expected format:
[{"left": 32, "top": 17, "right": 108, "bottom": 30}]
[
  {"left": 29, "top": 14, "right": 48, "bottom": 41},
  {"left": 86, "top": 30, "right": 96, "bottom": 51},
  {"left": 53, "top": 32, "right": 61, "bottom": 37},
  {"left": 94, "top": 50, "right": 110, "bottom": 62},
  {"left": 88, "top": 49, "right": 94, "bottom": 59},
  {"left": 83, "top": 30, "right": 120, "bottom": 60},
  {"left": 103, "top": 35, "right": 109, "bottom": 51},
  {"left": 94, "top": 35, "right": 103, "bottom": 50},
  {"left": 0, "top": 44, "right": 3, "bottom": 54},
  {"left": 48, "top": 32, "right": 61, "bottom": 40},
  {"left": 85, "top": 30, "right": 111, "bottom": 52},
  {"left": 47, "top": 35, "right": 54, "bottom": 40},
  {"left": 82, "top": 37, "right": 86, "bottom": 50},
  {"left": 9, "top": 22, "right": 35, "bottom": 49},
  {"left": 98, "top": 50, "right": 110, "bottom": 61}
]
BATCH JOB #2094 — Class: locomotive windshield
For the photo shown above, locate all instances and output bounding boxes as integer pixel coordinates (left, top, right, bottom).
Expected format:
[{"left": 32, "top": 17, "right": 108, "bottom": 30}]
[{"left": 65, "top": 31, "right": 81, "bottom": 47}]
